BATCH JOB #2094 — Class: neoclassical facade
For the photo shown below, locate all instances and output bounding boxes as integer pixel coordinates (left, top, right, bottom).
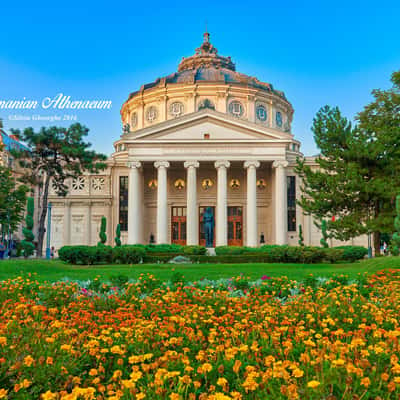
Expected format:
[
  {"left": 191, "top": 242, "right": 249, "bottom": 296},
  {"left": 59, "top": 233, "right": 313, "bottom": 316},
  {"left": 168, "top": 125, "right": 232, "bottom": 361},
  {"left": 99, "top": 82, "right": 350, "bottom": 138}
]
[{"left": 48, "top": 33, "right": 366, "bottom": 249}]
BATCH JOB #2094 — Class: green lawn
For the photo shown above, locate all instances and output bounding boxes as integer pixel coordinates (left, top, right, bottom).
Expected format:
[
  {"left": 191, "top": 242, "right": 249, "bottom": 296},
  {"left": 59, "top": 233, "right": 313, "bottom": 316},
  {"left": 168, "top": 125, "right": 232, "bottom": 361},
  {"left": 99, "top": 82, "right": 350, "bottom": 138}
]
[{"left": 0, "top": 256, "right": 399, "bottom": 282}]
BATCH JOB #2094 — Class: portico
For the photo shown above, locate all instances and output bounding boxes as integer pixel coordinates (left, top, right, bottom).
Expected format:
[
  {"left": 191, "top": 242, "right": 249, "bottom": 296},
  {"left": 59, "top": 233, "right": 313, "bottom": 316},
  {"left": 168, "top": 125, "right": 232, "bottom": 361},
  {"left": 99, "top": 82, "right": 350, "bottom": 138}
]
[{"left": 126, "top": 156, "right": 289, "bottom": 247}]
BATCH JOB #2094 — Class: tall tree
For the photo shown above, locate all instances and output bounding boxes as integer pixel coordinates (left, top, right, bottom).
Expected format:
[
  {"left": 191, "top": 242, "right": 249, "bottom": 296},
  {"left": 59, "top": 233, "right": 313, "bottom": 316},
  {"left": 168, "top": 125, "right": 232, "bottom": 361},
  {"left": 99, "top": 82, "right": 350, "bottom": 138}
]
[
  {"left": 11, "top": 124, "right": 107, "bottom": 256},
  {"left": 296, "top": 71, "right": 400, "bottom": 253},
  {"left": 0, "top": 165, "right": 28, "bottom": 236}
]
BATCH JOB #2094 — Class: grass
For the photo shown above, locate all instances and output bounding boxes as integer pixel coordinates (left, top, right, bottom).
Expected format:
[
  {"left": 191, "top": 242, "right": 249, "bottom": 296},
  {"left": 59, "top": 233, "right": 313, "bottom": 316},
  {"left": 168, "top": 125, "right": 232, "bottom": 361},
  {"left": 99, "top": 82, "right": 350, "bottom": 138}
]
[{"left": 0, "top": 256, "right": 399, "bottom": 282}]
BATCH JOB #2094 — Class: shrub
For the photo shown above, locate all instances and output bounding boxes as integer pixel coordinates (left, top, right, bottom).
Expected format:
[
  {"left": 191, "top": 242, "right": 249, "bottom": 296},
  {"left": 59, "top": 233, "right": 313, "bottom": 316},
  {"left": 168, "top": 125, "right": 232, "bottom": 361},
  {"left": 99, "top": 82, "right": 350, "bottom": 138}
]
[
  {"left": 58, "top": 245, "right": 112, "bottom": 265},
  {"left": 145, "top": 244, "right": 184, "bottom": 254},
  {"left": 215, "top": 246, "right": 259, "bottom": 255},
  {"left": 22, "top": 197, "right": 35, "bottom": 257},
  {"left": 322, "top": 248, "right": 345, "bottom": 263},
  {"left": 334, "top": 246, "right": 368, "bottom": 262},
  {"left": 112, "top": 245, "right": 146, "bottom": 264},
  {"left": 182, "top": 245, "right": 207, "bottom": 255},
  {"left": 98, "top": 216, "right": 107, "bottom": 245}
]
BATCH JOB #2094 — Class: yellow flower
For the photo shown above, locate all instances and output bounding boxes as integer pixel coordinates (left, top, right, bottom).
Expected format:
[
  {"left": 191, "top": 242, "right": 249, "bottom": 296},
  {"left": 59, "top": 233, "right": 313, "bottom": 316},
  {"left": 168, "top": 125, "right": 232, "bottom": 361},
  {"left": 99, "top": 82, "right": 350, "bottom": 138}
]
[
  {"left": 0, "top": 337, "right": 6, "bottom": 346},
  {"left": 136, "top": 393, "right": 146, "bottom": 400},
  {"left": 23, "top": 355, "right": 34, "bottom": 367},
  {"left": 292, "top": 369, "right": 304, "bottom": 378},
  {"left": 41, "top": 391, "right": 57, "bottom": 400},
  {"left": 307, "top": 380, "right": 320, "bottom": 388},
  {"left": 217, "top": 377, "right": 228, "bottom": 386},
  {"left": 22, "top": 379, "right": 31, "bottom": 388},
  {"left": 89, "top": 369, "right": 98, "bottom": 376},
  {"left": 199, "top": 363, "right": 212, "bottom": 374},
  {"left": 169, "top": 394, "right": 180, "bottom": 400},
  {"left": 0, "top": 389, "right": 8, "bottom": 399},
  {"left": 130, "top": 371, "right": 143, "bottom": 382},
  {"left": 360, "top": 377, "right": 370, "bottom": 387}
]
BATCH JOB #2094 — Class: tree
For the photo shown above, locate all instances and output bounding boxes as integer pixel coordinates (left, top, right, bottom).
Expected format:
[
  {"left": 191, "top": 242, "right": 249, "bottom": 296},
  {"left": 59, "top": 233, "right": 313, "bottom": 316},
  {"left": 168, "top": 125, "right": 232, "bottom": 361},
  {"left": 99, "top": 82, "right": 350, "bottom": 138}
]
[
  {"left": 11, "top": 124, "right": 107, "bottom": 257},
  {"left": 390, "top": 195, "right": 400, "bottom": 255},
  {"left": 0, "top": 165, "right": 28, "bottom": 237},
  {"left": 98, "top": 216, "right": 107, "bottom": 245},
  {"left": 296, "top": 71, "right": 400, "bottom": 254},
  {"left": 320, "top": 220, "right": 329, "bottom": 248},
  {"left": 21, "top": 197, "right": 35, "bottom": 257},
  {"left": 115, "top": 224, "right": 121, "bottom": 247},
  {"left": 298, "top": 224, "right": 304, "bottom": 246}
]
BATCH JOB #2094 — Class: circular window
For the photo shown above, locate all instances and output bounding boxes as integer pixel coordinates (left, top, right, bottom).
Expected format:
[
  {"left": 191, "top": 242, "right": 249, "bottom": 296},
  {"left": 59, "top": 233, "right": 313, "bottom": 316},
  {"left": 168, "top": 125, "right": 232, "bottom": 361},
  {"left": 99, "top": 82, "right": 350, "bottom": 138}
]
[
  {"left": 276, "top": 111, "right": 283, "bottom": 127},
  {"left": 146, "top": 106, "right": 158, "bottom": 123},
  {"left": 256, "top": 104, "right": 267, "bottom": 122},
  {"left": 130, "top": 112, "right": 138, "bottom": 128},
  {"left": 229, "top": 101, "right": 244, "bottom": 117},
  {"left": 169, "top": 102, "right": 184, "bottom": 118}
]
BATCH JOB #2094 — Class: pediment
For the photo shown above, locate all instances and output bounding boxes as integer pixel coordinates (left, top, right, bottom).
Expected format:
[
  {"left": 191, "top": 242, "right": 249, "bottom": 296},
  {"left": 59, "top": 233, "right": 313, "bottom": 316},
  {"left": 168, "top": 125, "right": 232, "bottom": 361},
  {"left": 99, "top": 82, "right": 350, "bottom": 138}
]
[{"left": 130, "top": 110, "right": 292, "bottom": 143}]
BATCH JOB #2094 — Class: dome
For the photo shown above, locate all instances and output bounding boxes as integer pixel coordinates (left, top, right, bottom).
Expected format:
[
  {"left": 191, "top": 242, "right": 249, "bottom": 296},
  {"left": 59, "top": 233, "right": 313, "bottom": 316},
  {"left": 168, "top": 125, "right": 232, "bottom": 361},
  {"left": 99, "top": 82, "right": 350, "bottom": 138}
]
[{"left": 127, "top": 32, "right": 286, "bottom": 100}]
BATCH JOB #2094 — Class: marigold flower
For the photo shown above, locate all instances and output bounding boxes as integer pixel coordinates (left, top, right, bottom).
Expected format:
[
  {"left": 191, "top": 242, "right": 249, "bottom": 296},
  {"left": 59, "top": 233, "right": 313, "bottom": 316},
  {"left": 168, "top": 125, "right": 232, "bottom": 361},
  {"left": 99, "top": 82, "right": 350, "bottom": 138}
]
[
  {"left": 23, "top": 355, "right": 34, "bottom": 367},
  {"left": 41, "top": 391, "right": 57, "bottom": 400},
  {"left": 0, "top": 337, "right": 6, "bottom": 346},
  {"left": 0, "top": 389, "right": 7, "bottom": 399},
  {"left": 307, "top": 380, "right": 320, "bottom": 388}
]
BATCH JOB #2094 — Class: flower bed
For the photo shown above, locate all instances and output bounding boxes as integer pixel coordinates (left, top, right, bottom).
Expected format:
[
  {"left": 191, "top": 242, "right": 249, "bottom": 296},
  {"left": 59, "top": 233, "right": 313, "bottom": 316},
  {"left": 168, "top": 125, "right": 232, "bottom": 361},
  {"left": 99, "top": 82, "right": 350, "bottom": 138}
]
[{"left": 0, "top": 270, "right": 399, "bottom": 399}]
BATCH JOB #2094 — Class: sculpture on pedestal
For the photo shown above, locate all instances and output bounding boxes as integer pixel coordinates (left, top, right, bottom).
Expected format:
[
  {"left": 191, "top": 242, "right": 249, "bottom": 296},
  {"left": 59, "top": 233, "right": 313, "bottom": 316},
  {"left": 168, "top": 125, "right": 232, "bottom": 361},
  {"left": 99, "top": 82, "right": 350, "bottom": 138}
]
[{"left": 203, "top": 207, "right": 215, "bottom": 248}]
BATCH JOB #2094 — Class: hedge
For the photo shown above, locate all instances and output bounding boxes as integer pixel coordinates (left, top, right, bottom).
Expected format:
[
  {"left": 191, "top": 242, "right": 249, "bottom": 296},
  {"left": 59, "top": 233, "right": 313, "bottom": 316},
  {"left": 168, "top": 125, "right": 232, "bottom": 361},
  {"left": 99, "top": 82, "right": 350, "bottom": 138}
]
[{"left": 58, "top": 244, "right": 367, "bottom": 265}]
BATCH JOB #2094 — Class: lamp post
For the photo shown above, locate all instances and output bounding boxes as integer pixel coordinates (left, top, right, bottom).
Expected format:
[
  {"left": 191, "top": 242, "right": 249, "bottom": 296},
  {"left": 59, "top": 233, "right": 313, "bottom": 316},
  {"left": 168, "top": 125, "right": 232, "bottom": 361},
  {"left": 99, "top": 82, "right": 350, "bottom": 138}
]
[{"left": 45, "top": 203, "right": 52, "bottom": 259}]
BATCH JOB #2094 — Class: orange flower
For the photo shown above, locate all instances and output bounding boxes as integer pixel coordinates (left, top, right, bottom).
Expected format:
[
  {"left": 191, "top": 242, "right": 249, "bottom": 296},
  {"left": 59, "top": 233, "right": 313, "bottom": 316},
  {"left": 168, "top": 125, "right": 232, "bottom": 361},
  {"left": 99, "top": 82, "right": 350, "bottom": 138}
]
[
  {"left": 360, "top": 377, "right": 370, "bottom": 388},
  {"left": 23, "top": 355, "right": 34, "bottom": 367}
]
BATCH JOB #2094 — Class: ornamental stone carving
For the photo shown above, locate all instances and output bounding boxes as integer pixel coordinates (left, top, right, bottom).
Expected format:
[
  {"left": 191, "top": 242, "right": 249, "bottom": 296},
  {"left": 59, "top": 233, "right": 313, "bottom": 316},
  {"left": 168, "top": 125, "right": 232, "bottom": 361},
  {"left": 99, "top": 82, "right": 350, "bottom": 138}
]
[
  {"left": 214, "top": 160, "right": 230, "bottom": 169},
  {"left": 72, "top": 177, "right": 85, "bottom": 191},
  {"left": 272, "top": 160, "right": 289, "bottom": 169},
  {"left": 184, "top": 161, "right": 200, "bottom": 169},
  {"left": 91, "top": 177, "right": 105, "bottom": 191},
  {"left": 154, "top": 161, "right": 170, "bottom": 169},
  {"left": 244, "top": 160, "right": 261, "bottom": 169},
  {"left": 127, "top": 161, "right": 142, "bottom": 169}
]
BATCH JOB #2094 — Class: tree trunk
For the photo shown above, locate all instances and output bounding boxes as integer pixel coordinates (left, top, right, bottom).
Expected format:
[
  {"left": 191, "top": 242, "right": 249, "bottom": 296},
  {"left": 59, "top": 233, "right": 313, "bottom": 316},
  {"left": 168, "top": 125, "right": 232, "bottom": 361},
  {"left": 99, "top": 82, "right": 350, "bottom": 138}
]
[
  {"left": 373, "top": 231, "right": 381, "bottom": 256},
  {"left": 36, "top": 175, "right": 51, "bottom": 257}
]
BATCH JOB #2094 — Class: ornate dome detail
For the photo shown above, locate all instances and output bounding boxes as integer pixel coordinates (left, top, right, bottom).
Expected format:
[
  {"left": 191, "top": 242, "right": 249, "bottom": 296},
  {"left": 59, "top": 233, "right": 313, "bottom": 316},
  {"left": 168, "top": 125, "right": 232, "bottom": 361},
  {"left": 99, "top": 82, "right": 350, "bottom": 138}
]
[{"left": 178, "top": 32, "right": 236, "bottom": 72}]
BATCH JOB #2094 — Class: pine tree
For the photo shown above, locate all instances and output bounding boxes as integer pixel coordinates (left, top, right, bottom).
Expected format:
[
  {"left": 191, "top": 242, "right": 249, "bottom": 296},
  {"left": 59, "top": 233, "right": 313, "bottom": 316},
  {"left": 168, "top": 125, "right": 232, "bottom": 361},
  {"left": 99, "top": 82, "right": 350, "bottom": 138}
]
[
  {"left": 391, "top": 195, "right": 400, "bottom": 255},
  {"left": 115, "top": 224, "right": 121, "bottom": 247},
  {"left": 21, "top": 197, "right": 35, "bottom": 257},
  {"left": 296, "top": 71, "right": 400, "bottom": 254},
  {"left": 320, "top": 220, "right": 329, "bottom": 248},
  {"left": 298, "top": 224, "right": 304, "bottom": 246},
  {"left": 98, "top": 216, "right": 107, "bottom": 245},
  {"left": 10, "top": 124, "right": 107, "bottom": 256}
]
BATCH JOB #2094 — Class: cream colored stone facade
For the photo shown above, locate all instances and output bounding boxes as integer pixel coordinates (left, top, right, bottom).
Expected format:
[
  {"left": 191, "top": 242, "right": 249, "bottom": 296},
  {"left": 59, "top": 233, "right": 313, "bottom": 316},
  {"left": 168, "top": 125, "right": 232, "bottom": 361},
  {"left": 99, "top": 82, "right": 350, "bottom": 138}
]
[{"left": 48, "top": 33, "right": 367, "bottom": 249}]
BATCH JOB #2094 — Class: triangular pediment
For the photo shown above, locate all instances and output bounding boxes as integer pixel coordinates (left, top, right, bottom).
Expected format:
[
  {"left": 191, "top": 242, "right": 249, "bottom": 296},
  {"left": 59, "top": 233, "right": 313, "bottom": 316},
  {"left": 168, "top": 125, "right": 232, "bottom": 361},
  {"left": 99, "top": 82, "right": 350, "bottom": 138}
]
[{"left": 129, "top": 109, "right": 293, "bottom": 143}]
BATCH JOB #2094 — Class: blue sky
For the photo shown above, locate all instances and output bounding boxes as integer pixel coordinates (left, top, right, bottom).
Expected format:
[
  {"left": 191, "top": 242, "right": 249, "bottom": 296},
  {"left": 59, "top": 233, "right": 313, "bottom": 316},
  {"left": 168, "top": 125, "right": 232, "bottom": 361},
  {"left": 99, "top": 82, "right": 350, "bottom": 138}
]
[{"left": 1, "top": 0, "right": 399, "bottom": 156}]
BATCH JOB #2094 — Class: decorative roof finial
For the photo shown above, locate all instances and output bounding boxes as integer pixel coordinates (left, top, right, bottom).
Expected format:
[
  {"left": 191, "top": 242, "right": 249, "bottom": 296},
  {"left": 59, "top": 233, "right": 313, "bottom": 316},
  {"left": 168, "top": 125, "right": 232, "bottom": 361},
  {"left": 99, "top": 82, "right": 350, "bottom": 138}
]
[{"left": 203, "top": 24, "right": 210, "bottom": 44}]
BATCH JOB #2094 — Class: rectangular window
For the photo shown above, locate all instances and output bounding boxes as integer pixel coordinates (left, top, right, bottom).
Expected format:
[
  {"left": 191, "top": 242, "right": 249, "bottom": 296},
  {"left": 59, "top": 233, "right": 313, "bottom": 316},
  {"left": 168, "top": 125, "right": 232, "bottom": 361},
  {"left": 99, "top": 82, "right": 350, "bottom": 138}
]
[
  {"left": 119, "top": 176, "right": 128, "bottom": 231},
  {"left": 287, "top": 176, "right": 296, "bottom": 232}
]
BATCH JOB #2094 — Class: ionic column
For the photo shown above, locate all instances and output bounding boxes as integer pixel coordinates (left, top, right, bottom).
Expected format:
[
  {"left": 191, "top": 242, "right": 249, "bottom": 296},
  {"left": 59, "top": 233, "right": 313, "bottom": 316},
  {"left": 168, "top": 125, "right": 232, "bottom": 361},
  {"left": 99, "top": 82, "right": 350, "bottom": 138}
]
[
  {"left": 184, "top": 161, "right": 200, "bottom": 245},
  {"left": 64, "top": 200, "right": 71, "bottom": 246},
  {"left": 273, "top": 160, "right": 289, "bottom": 244},
  {"left": 154, "top": 161, "right": 170, "bottom": 244},
  {"left": 86, "top": 201, "right": 92, "bottom": 245},
  {"left": 244, "top": 160, "right": 260, "bottom": 247},
  {"left": 215, "top": 160, "right": 230, "bottom": 246},
  {"left": 127, "top": 161, "right": 143, "bottom": 244}
]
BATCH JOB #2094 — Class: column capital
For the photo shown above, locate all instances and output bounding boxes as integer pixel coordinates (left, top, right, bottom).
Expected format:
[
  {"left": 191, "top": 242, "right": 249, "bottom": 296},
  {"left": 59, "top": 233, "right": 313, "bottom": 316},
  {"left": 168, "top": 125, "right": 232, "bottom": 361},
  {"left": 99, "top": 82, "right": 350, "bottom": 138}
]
[
  {"left": 272, "top": 160, "right": 289, "bottom": 169},
  {"left": 184, "top": 160, "right": 200, "bottom": 169},
  {"left": 214, "top": 160, "right": 230, "bottom": 169},
  {"left": 127, "top": 160, "right": 142, "bottom": 169},
  {"left": 244, "top": 160, "right": 260, "bottom": 169},
  {"left": 154, "top": 160, "right": 170, "bottom": 169}
]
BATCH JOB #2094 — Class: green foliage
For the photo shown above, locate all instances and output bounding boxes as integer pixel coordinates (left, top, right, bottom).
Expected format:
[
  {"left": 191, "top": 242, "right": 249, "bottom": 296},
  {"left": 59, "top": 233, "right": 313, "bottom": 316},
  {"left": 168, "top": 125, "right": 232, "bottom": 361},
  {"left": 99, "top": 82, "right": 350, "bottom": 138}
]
[
  {"left": 335, "top": 246, "right": 368, "bottom": 262},
  {"left": 58, "top": 245, "right": 112, "bottom": 265},
  {"left": 0, "top": 165, "right": 28, "bottom": 232},
  {"left": 298, "top": 224, "right": 304, "bottom": 246},
  {"left": 10, "top": 124, "right": 107, "bottom": 256},
  {"left": 296, "top": 72, "right": 400, "bottom": 253},
  {"left": 115, "top": 224, "right": 121, "bottom": 247},
  {"left": 182, "top": 245, "right": 207, "bottom": 255},
  {"left": 320, "top": 220, "right": 329, "bottom": 248},
  {"left": 215, "top": 246, "right": 260, "bottom": 255},
  {"left": 391, "top": 195, "right": 400, "bottom": 255},
  {"left": 112, "top": 245, "right": 146, "bottom": 264},
  {"left": 144, "top": 244, "right": 184, "bottom": 254},
  {"left": 21, "top": 197, "right": 35, "bottom": 257},
  {"left": 98, "top": 216, "right": 107, "bottom": 245}
]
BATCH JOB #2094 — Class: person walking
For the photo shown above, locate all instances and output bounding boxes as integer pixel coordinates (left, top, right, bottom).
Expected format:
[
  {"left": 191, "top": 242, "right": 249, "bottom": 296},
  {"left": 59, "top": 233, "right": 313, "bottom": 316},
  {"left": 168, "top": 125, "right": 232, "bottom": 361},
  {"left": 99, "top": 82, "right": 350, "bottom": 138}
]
[{"left": 0, "top": 241, "right": 5, "bottom": 260}]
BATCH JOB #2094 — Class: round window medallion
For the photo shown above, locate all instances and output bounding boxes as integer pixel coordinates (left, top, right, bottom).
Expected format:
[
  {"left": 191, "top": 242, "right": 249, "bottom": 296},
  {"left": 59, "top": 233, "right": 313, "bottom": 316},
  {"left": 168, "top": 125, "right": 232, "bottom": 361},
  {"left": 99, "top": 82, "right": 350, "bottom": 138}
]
[
  {"left": 169, "top": 102, "right": 184, "bottom": 118},
  {"left": 146, "top": 106, "right": 158, "bottom": 123},
  {"left": 148, "top": 179, "right": 157, "bottom": 189},
  {"left": 256, "top": 104, "right": 267, "bottom": 122},
  {"left": 230, "top": 179, "right": 240, "bottom": 189},
  {"left": 202, "top": 178, "right": 214, "bottom": 190},
  {"left": 229, "top": 101, "right": 244, "bottom": 117},
  {"left": 174, "top": 179, "right": 185, "bottom": 190}
]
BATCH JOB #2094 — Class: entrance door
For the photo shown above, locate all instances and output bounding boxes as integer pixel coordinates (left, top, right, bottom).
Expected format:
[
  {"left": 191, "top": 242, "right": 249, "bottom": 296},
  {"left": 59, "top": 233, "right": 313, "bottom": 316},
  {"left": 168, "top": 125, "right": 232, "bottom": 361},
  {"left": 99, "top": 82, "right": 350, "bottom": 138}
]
[
  {"left": 228, "top": 206, "right": 243, "bottom": 246},
  {"left": 171, "top": 207, "right": 186, "bottom": 245},
  {"left": 199, "top": 206, "right": 215, "bottom": 247}
]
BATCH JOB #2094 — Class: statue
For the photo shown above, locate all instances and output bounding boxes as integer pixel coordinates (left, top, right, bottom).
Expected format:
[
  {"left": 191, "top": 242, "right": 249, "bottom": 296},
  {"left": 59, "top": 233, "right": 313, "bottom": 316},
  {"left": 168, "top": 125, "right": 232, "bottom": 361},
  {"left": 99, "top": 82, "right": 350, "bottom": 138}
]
[{"left": 203, "top": 207, "right": 215, "bottom": 248}]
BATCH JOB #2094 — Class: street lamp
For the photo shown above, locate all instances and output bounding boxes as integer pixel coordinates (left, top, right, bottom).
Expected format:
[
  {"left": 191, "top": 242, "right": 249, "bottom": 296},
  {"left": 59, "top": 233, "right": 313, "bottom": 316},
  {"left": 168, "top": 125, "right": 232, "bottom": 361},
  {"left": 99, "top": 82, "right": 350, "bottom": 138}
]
[{"left": 45, "top": 203, "right": 52, "bottom": 259}]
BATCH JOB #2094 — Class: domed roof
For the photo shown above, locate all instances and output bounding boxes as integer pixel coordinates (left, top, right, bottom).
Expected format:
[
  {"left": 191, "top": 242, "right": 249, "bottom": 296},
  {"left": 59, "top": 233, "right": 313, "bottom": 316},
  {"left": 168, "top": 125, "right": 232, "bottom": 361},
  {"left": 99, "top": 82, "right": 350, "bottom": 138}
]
[{"left": 127, "top": 33, "right": 286, "bottom": 100}]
